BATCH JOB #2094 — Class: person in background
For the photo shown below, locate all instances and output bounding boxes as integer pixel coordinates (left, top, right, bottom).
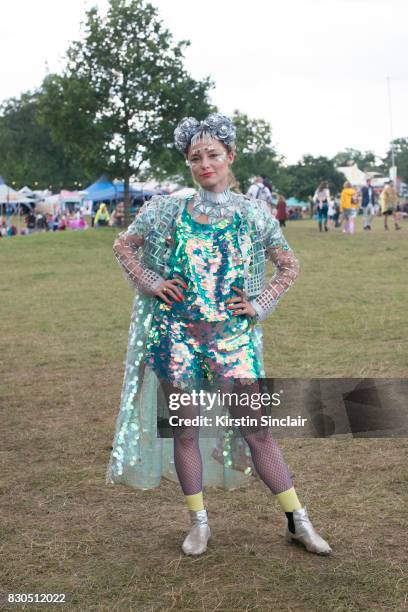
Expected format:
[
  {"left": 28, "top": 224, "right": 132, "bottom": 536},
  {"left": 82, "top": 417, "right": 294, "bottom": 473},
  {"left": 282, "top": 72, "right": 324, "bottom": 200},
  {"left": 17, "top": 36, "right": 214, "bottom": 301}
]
[
  {"left": 0, "top": 217, "right": 8, "bottom": 237},
  {"left": 361, "top": 179, "right": 376, "bottom": 231},
  {"left": 380, "top": 181, "right": 401, "bottom": 230},
  {"left": 246, "top": 176, "right": 272, "bottom": 205},
  {"left": 110, "top": 201, "right": 125, "bottom": 227},
  {"left": 327, "top": 196, "right": 336, "bottom": 228},
  {"left": 313, "top": 181, "right": 330, "bottom": 232},
  {"left": 52, "top": 213, "right": 60, "bottom": 231},
  {"left": 340, "top": 181, "right": 358, "bottom": 234},
  {"left": 91, "top": 202, "right": 100, "bottom": 227},
  {"left": 276, "top": 195, "right": 288, "bottom": 227},
  {"left": 26, "top": 211, "right": 36, "bottom": 234},
  {"left": 36, "top": 213, "right": 47, "bottom": 231},
  {"left": 94, "top": 202, "right": 111, "bottom": 227}
]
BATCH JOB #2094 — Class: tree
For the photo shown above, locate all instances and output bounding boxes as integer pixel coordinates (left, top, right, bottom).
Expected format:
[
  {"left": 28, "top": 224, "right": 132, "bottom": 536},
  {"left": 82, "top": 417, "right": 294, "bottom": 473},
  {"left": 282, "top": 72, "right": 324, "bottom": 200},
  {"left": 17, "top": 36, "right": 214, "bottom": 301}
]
[
  {"left": 41, "top": 0, "right": 213, "bottom": 223},
  {"left": 383, "top": 138, "right": 408, "bottom": 183},
  {"left": 283, "top": 155, "right": 344, "bottom": 201},
  {"left": 332, "top": 148, "right": 377, "bottom": 171},
  {"left": 231, "top": 111, "right": 281, "bottom": 192},
  {"left": 0, "top": 91, "right": 88, "bottom": 189}
]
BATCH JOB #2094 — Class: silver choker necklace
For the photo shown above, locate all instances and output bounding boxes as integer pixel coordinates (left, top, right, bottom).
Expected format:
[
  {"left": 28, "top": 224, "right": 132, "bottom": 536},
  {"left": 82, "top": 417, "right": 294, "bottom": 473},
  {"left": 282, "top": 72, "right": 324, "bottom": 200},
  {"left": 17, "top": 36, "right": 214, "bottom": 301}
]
[{"left": 191, "top": 187, "right": 235, "bottom": 224}]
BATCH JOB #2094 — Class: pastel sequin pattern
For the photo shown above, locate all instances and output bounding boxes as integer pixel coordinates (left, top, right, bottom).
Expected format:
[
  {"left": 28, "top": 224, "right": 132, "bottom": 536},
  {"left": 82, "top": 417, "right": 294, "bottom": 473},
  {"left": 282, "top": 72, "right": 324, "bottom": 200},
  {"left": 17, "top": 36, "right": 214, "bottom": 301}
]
[
  {"left": 145, "top": 313, "right": 261, "bottom": 388},
  {"left": 166, "top": 206, "right": 244, "bottom": 321},
  {"left": 145, "top": 205, "right": 262, "bottom": 387}
]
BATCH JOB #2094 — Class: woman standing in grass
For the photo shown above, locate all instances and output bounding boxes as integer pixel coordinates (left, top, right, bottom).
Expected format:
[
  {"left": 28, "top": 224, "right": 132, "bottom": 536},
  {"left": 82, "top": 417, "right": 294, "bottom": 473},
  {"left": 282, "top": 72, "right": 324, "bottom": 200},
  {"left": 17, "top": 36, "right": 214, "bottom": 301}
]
[
  {"left": 313, "top": 181, "right": 330, "bottom": 232},
  {"left": 107, "top": 113, "right": 332, "bottom": 557}
]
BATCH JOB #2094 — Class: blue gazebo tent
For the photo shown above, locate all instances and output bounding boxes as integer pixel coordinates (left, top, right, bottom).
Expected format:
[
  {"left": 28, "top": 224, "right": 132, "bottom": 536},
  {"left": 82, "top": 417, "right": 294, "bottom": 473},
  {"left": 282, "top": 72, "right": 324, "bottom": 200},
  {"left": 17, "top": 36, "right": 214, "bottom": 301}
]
[
  {"left": 83, "top": 175, "right": 155, "bottom": 209},
  {"left": 83, "top": 175, "right": 117, "bottom": 202}
]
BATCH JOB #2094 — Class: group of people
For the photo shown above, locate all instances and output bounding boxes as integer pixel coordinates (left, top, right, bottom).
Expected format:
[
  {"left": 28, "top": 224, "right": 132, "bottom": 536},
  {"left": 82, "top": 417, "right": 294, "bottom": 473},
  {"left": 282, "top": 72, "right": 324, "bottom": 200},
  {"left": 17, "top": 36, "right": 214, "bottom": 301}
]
[
  {"left": 90, "top": 201, "right": 127, "bottom": 228},
  {"left": 23, "top": 210, "right": 87, "bottom": 234},
  {"left": 0, "top": 218, "right": 18, "bottom": 237},
  {"left": 2, "top": 200, "right": 128, "bottom": 237},
  {"left": 0, "top": 209, "right": 90, "bottom": 238},
  {"left": 313, "top": 179, "right": 404, "bottom": 234}
]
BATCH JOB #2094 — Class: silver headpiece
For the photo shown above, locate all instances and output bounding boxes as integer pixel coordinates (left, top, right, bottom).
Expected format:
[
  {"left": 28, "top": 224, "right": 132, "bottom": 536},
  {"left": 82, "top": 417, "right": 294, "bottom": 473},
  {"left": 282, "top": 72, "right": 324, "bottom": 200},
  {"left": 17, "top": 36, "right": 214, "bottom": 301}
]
[{"left": 174, "top": 113, "right": 236, "bottom": 154}]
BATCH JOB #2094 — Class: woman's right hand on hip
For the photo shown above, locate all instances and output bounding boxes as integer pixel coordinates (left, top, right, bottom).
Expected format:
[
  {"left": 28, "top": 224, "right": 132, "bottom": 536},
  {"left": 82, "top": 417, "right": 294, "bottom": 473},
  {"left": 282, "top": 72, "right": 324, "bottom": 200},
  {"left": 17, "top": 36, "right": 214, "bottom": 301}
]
[{"left": 154, "top": 277, "right": 187, "bottom": 305}]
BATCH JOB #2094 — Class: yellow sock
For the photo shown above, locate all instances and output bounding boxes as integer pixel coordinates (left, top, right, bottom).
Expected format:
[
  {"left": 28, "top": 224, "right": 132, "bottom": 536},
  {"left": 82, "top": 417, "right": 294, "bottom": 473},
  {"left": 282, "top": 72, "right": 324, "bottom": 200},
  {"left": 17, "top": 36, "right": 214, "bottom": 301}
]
[
  {"left": 185, "top": 491, "right": 205, "bottom": 512},
  {"left": 276, "top": 487, "right": 302, "bottom": 512}
]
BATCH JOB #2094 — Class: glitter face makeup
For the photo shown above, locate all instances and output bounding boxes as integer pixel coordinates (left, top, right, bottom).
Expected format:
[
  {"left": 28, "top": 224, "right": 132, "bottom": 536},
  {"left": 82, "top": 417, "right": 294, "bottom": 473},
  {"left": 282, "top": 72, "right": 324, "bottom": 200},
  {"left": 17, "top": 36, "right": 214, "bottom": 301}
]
[
  {"left": 186, "top": 136, "right": 233, "bottom": 193},
  {"left": 186, "top": 135, "right": 228, "bottom": 168},
  {"left": 186, "top": 149, "right": 227, "bottom": 168}
]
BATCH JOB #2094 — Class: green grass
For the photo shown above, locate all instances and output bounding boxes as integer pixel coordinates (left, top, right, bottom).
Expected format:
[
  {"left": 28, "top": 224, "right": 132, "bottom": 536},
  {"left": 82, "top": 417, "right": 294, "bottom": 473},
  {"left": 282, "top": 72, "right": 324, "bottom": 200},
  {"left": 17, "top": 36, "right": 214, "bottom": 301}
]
[{"left": 0, "top": 218, "right": 407, "bottom": 611}]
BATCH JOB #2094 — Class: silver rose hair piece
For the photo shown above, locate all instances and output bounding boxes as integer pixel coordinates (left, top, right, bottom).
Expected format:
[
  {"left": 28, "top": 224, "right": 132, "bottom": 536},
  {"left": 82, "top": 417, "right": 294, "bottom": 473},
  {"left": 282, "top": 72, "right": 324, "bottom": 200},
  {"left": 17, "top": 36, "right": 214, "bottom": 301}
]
[{"left": 174, "top": 113, "right": 236, "bottom": 154}]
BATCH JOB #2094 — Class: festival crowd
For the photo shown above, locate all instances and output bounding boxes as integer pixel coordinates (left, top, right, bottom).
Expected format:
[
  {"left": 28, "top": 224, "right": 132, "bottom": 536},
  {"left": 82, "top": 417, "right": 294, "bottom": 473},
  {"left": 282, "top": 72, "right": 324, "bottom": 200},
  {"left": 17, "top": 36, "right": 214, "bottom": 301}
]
[{"left": 1, "top": 177, "right": 406, "bottom": 239}]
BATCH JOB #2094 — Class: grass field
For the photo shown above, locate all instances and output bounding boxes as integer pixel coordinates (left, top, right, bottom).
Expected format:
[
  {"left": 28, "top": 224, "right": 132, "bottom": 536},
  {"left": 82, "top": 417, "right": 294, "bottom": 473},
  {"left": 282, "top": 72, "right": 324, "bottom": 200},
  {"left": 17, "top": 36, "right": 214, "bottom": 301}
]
[{"left": 1, "top": 218, "right": 407, "bottom": 611}]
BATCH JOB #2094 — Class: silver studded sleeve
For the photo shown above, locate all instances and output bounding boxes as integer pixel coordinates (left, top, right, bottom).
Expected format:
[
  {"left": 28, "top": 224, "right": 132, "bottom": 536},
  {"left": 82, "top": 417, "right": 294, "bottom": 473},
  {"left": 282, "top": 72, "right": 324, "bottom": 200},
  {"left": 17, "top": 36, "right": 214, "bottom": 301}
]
[
  {"left": 250, "top": 203, "right": 300, "bottom": 322},
  {"left": 112, "top": 200, "right": 165, "bottom": 295}
]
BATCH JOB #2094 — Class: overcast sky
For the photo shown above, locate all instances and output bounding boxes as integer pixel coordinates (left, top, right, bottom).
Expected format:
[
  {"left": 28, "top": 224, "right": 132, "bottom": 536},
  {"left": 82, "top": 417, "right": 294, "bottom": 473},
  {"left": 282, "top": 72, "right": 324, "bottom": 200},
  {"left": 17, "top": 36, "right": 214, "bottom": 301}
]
[{"left": 1, "top": 0, "right": 407, "bottom": 163}]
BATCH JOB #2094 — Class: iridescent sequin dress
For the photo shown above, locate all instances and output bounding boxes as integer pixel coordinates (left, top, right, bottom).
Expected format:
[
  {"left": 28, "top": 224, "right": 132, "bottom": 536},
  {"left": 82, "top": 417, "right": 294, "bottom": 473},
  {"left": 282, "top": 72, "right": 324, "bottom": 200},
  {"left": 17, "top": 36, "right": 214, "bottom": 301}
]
[{"left": 145, "top": 205, "right": 262, "bottom": 386}]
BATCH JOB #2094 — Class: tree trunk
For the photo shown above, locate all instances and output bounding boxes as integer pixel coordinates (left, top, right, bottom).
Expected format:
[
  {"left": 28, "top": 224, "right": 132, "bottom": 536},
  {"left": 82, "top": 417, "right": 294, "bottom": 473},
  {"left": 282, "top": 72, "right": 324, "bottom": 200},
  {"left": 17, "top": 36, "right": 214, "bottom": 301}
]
[{"left": 124, "top": 169, "right": 131, "bottom": 227}]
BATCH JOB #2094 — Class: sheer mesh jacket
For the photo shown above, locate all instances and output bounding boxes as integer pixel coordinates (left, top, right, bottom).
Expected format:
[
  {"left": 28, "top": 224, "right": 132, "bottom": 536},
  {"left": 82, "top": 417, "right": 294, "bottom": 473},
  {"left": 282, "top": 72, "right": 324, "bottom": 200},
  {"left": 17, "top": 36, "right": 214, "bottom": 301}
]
[
  {"left": 250, "top": 246, "right": 300, "bottom": 322},
  {"left": 113, "top": 196, "right": 300, "bottom": 316},
  {"left": 113, "top": 233, "right": 165, "bottom": 295},
  {"left": 112, "top": 197, "right": 167, "bottom": 295}
]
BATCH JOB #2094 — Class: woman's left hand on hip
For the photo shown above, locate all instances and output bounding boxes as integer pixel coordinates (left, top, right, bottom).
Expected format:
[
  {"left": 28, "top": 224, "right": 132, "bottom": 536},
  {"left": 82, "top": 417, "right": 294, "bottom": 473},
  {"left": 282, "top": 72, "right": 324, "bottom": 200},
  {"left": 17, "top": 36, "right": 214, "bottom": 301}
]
[{"left": 226, "top": 286, "right": 256, "bottom": 317}]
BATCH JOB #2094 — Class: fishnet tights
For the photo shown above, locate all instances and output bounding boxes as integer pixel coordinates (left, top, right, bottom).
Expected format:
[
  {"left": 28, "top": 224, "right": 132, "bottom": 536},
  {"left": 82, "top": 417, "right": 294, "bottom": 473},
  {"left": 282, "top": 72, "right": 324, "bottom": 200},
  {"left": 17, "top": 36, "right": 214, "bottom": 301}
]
[
  {"left": 173, "top": 432, "right": 203, "bottom": 495},
  {"left": 174, "top": 429, "right": 292, "bottom": 496},
  {"left": 162, "top": 379, "right": 293, "bottom": 496},
  {"left": 241, "top": 430, "right": 293, "bottom": 494}
]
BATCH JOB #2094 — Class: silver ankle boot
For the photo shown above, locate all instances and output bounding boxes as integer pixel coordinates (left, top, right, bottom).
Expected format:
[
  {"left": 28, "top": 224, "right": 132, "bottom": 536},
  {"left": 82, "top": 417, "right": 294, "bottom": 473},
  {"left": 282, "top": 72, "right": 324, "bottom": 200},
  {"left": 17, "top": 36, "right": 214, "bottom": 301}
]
[
  {"left": 285, "top": 507, "right": 332, "bottom": 555},
  {"left": 182, "top": 509, "right": 211, "bottom": 556}
]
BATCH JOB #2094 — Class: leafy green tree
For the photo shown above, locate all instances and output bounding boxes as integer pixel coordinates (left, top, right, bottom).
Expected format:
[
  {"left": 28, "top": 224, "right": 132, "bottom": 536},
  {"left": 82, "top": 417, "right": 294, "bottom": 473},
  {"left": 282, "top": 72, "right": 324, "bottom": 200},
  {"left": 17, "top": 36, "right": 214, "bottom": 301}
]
[
  {"left": 332, "top": 148, "right": 377, "bottom": 171},
  {"left": 41, "top": 0, "right": 213, "bottom": 222},
  {"left": 0, "top": 91, "right": 88, "bottom": 189},
  {"left": 231, "top": 111, "right": 281, "bottom": 192},
  {"left": 383, "top": 138, "right": 408, "bottom": 183},
  {"left": 283, "top": 155, "right": 344, "bottom": 201}
]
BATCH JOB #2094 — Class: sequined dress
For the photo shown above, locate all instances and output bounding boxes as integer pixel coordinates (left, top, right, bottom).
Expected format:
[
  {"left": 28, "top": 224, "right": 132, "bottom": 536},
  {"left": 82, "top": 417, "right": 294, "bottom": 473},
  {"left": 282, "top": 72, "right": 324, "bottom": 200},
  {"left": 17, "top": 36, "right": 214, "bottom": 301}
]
[{"left": 145, "top": 205, "right": 262, "bottom": 386}]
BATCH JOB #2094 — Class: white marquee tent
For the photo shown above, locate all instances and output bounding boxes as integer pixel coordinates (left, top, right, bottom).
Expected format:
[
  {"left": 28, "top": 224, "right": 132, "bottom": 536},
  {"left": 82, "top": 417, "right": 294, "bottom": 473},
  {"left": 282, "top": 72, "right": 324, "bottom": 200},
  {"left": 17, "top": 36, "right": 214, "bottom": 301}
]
[
  {"left": 336, "top": 164, "right": 367, "bottom": 186},
  {"left": 0, "top": 183, "right": 32, "bottom": 205}
]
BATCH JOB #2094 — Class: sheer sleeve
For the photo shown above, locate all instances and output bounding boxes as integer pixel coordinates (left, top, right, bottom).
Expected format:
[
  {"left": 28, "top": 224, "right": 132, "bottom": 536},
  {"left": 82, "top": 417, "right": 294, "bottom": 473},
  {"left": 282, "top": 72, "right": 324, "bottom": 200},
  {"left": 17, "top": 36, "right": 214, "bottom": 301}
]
[
  {"left": 112, "top": 199, "right": 165, "bottom": 295},
  {"left": 250, "top": 204, "right": 300, "bottom": 321}
]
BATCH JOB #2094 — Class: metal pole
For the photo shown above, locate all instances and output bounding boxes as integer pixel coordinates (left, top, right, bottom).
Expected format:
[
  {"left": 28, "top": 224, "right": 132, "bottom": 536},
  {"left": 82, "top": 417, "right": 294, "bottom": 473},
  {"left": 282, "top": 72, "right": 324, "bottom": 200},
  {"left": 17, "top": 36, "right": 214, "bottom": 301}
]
[
  {"left": 386, "top": 76, "right": 395, "bottom": 169},
  {"left": 7, "top": 187, "right": 10, "bottom": 237}
]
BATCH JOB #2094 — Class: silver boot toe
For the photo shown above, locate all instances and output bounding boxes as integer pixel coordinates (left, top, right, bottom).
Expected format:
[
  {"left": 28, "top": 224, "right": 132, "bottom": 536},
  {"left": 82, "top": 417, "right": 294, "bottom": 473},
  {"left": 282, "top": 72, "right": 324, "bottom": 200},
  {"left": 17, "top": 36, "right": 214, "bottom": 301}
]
[
  {"left": 182, "top": 509, "right": 211, "bottom": 556},
  {"left": 285, "top": 506, "right": 332, "bottom": 555}
]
